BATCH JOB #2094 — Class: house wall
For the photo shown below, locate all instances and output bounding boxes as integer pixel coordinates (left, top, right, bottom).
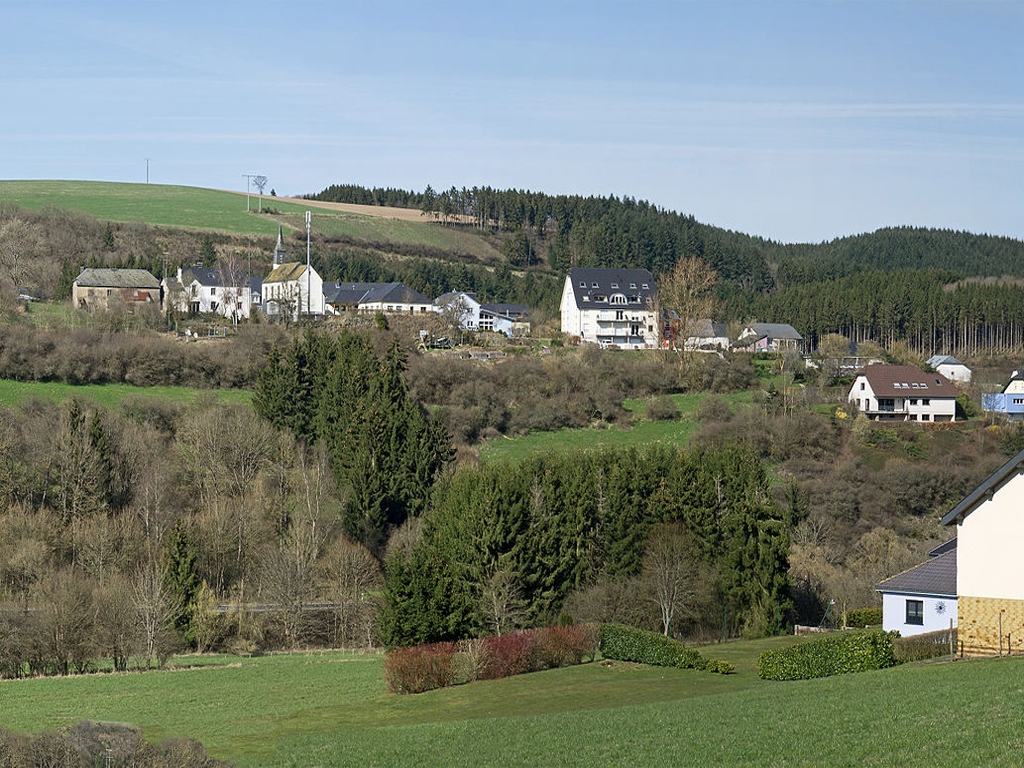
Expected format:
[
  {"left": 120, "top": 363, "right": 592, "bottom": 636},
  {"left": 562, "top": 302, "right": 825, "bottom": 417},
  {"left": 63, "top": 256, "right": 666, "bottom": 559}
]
[
  {"left": 848, "top": 377, "right": 956, "bottom": 422},
  {"left": 881, "top": 592, "right": 957, "bottom": 637},
  {"left": 957, "top": 474, "right": 1024, "bottom": 600},
  {"left": 559, "top": 277, "right": 583, "bottom": 339},
  {"left": 957, "top": 595, "right": 1024, "bottom": 656},
  {"left": 937, "top": 364, "right": 971, "bottom": 383}
]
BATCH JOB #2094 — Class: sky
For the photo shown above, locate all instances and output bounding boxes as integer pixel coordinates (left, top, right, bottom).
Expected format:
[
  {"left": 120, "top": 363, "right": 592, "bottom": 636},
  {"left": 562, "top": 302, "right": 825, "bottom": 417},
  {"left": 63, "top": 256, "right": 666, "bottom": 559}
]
[{"left": 2, "top": 0, "right": 1022, "bottom": 244}]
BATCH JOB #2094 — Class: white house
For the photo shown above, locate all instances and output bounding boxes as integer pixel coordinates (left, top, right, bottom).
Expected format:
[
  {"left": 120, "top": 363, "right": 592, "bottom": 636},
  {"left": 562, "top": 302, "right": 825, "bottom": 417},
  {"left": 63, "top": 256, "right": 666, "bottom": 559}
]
[
  {"left": 324, "top": 282, "right": 434, "bottom": 316},
  {"left": 264, "top": 262, "right": 324, "bottom": 319},
  {"left": 559, "top": 267, "right": 658, "bottom": 349},
  {"left": 683, "top": 319, "right": 730, "bottom": 351},
  {"left": 927, "top": 354, "right": 972, "bottom": 383},
  {"left": 734, "top": 323, "right": 804, "bottom": 353},
  {"left": 848, "top": 364, "right": 958, "bottom": 422},
  {"left": 875, "top": 540, "right": 957, "bottom": 637},
  {"left": 163, "top": 264, "right": 259, "bottom": 321},
  {"left": 434, "top": 291, "right": 530, "bottom": 337},
  {"left": 981, "top": 367, "right": 1024, "bottom": 420},
  {"left": 941, "top": 449, "right": 1024, "bottom": 656}
]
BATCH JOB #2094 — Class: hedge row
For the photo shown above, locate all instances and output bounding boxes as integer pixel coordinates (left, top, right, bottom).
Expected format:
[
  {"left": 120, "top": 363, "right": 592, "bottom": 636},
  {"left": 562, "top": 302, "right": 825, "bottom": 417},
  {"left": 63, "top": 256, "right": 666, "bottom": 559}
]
[
  {"left": 893, "top": 628, "right": 956, "bottom": 663},
  {"left": 384, "top": 624, "right": 600, "bottom": 694},
  {"left": 598, "top": 624, "right": 734, "bottom": 674},
  {"left": 843, "top": 608, "right": 883, "bottom": 628},
  {"left": 757, "top": 630, "right": 899, "bottom": 681}
]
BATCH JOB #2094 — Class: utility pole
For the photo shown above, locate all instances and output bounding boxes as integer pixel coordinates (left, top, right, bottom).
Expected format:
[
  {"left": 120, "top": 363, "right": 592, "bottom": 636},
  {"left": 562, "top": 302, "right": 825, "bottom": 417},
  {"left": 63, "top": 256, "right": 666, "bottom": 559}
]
[
  {"left": 242, "top": 174, "right": 257, "bottom": 212},
  {"left": 145, "top": 158, "right": 151, "bottom": 184}
]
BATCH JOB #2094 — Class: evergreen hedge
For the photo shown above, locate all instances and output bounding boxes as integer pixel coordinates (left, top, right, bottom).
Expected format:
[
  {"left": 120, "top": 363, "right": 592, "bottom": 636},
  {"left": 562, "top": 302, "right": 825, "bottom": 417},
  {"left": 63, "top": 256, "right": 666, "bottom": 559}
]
[
  {"left": 843, "top": 608, "right": 883, "bottom": 628},
  {"left": 599, "top": 624, "right": 733, "bottom": 674},
  {"left": 757, "top": 630, "right": 899, "bottom": 681}
]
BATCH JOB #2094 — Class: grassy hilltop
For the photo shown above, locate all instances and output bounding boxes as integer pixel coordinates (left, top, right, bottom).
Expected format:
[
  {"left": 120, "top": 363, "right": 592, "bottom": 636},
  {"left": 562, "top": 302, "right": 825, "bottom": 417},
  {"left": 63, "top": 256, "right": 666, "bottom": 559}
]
[{"left": 0, "top": 180, "right": 504, "bottom": 263}]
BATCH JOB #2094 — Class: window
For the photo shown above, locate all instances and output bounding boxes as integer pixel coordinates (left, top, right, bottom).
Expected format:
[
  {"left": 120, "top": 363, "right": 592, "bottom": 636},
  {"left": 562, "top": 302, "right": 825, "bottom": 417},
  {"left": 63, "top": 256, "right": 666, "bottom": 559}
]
[
  {"left": 922, "top": 399, "right": 930, "bottom": 406},
  {"left": 592, "top": 282, "right": 599, "bottom": 288},
  {"left": 579, "top": 281, "right": 586, "bottom": 288},
  {"left": 860, "top": 382, "right": 865, "bottom": 390},
  {"left": 610, "top": 282, "right": 619, "bottom": 289},
  {"left": 905, "top": 599, "right": 924, "bottom": 625},
  {"left": 615, "top": 310, "right": 624, "bottom": 320}
]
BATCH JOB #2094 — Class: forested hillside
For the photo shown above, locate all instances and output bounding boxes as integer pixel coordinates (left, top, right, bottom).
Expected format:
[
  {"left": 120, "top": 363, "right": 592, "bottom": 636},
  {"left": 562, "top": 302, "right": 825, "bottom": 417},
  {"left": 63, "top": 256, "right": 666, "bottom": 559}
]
[{"left": 311, "top": 184, "right": 1024, "bottom": 354}]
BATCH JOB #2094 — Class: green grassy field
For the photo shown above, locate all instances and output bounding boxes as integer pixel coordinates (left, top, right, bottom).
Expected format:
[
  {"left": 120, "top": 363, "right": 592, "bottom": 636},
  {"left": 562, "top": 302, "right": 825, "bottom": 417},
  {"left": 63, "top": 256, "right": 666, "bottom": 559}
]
[
  {"left": 1, "top": 642, "right": 1019, "bottom": 766},
  {"left": 0, "top": 379, "right": 251, "bottom": 410},
  {"left": 0, "top": 180, "right": 501, "bottom": 260},
  {"left": 481, "top": 391, "right": 752, "bottom": 463}
]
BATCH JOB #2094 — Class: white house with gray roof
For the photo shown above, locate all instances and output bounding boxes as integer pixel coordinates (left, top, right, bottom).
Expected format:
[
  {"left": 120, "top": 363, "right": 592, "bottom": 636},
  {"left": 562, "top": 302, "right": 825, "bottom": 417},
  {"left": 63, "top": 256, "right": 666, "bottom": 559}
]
[
  {"left": 559, "top": 267, "right": 658, "bottom": 349},
  {"left": 163, "top": 264, "right": 260, "bottom": 320},
  {"left": 876, "top": 540, "right": 957, "bottom": 637},
  {"left": 927, "top": 354, "right": 971, "bottom": 383}
]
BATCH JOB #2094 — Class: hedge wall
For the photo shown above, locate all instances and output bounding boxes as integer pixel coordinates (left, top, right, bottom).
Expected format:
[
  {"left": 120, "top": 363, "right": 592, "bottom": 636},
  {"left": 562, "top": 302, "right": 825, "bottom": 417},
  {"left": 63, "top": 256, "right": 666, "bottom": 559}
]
[
  {"left": 757, "top": 630, "right": 899, "bottom": 681},
  {"left": 599, "top": 624, "right": 734, "bottom": 674}
]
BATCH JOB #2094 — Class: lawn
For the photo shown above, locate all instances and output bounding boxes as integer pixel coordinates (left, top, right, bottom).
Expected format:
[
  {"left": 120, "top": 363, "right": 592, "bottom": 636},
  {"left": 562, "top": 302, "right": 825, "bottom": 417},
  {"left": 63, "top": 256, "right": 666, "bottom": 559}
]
[
  {"left": 481, "top": 391, "right": 752, "bottom": 464},
  {"left": 0, "top": 379, "right": 251, "bottom": 410},
  {"left": 1, "top": 642, "right": 1021, "bottom": 766}
]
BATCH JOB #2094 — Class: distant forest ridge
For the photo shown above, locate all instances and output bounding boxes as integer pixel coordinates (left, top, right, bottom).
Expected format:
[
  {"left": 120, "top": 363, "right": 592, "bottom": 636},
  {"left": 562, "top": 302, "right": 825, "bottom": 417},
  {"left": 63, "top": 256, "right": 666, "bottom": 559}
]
[
  {"left": 308, "top": 183, "right": 1024, "bottom": 281},
  {"left": 309, "top": 183, "right": 1024, "bottom": 355}
]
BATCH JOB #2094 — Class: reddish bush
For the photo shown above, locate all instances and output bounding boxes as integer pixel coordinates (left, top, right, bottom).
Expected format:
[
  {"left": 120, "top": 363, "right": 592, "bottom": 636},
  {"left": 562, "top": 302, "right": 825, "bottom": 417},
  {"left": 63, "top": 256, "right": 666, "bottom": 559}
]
[
  {"left": 478, "top": 630, "right": 537, "bottom": 680},
  {"left": 535, "top": 624, "right": 601, "bottom": 668},
  {"left": 383, "top": 641, "right": 459, "bottom": 694}
]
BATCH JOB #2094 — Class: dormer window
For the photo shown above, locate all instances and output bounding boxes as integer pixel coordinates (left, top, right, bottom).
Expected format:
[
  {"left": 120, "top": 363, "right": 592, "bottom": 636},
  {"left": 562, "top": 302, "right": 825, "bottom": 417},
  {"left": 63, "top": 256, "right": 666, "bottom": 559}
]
[
  {"left": 592, "top": 282, "right": 600, "bottom": 288},
  {"left": 579, "top": 281, "right": 586, "bottom": 288},
  {"left": 611, "top": 283, "right": 619, "bottom": 289},
  {"left": 595, "top": 294, "right": 607, "bottom": 302},
  {"left": 611, "top": 294, "right": 627, "bottom": 305},
  {"left": 629, "top": 283, "right": 637, "bottom": 289},
  {"left": 641, "top": 283, "right": 649, "bottom": 289}
]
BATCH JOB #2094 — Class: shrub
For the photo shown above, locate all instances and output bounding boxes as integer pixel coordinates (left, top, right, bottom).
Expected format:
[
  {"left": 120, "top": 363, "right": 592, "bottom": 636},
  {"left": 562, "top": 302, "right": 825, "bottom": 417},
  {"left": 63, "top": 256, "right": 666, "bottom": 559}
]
[
  {"left": 644, "top": 395, "right": 680, "bottom": 421},
  {"left": 599, "top": 624, "right": 704, "bottom": 670},
  {"left": 383, "top": 641, "right": 460, "bottom": 694},
  {"left": 535, "top": 624, "right": 601, "bottom": 669},
  {"left": 843, "top": 608, "right": 883, "bottom": 628},
  {"left": 478, "top": 630, "right": 536, "bottom": 680},
  {"left": 757, "top": 629, "right": 899, "bottom": 681},
  {"left": 893, "top": 628, "right": 957, "bottom": 663}
]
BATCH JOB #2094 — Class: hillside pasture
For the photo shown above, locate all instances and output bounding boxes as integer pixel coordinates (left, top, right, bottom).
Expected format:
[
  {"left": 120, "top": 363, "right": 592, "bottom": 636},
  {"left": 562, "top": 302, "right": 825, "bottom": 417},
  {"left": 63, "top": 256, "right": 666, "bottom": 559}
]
[
  {"left": 0, "top": 180, "right": 503, "bottom": 261},
  {"left": 0, "top": 644, "right": 1020, "bottom": 766},
  {"left": 0, "top": 378, "right": 251, "bottom": 410}
]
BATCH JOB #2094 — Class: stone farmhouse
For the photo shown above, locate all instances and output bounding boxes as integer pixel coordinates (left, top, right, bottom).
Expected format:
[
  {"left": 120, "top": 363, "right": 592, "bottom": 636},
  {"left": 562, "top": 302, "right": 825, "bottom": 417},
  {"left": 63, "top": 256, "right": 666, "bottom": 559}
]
[{"left": 72, "top": 268, "right": 161, "bottom": 311}]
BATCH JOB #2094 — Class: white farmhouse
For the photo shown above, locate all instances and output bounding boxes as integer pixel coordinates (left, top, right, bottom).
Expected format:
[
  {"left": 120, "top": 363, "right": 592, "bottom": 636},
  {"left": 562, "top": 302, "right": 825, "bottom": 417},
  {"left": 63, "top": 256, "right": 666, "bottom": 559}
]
[
  {"left": 875, "top": 540, "right": 957, "bottom": 638},
  {"left": 927, "top": 354, "right": 972, "bottom": 383},
  {"left": 163, "top": 264, "right": 259, "bottom": 321},
  {"left": 559, "top": 267, "right": 658, "bottom": 349},
  {"left": 848, "top": 364, "right": 958, "bottom": 422},
  {"left": 941, "top": 449, "right": 1024, "bottom": 655}
]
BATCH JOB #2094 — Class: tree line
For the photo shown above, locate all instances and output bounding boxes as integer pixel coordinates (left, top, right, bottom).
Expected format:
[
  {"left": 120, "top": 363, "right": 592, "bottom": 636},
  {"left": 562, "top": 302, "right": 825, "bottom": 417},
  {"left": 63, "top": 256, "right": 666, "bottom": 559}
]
[{"left": 379, "top": 444, "right": 793, "bottom": 647}]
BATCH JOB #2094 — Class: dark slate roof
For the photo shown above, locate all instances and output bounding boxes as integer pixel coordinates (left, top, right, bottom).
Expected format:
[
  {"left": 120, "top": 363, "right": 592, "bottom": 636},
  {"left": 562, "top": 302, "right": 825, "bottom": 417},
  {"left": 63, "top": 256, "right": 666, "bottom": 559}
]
[
  {"left": 927, "top": 354, "right": 965, "bottom": 368},
  {"left": 875, "top": 548, "right": 957, "bottom": 598},
  {"left": 564, "top": 267, "right": 655, "bottom": 310},
  {"left": 75, "top": 268, "right": 160, "bottom": 289},
  {"left": 940, "top": 447, "right": 1024, "bottom": 526},
  {"left": 685, "top": 319, "right": 729, "bottom": 337},
  {"left": 857, "top": 364, "right": 958, "bottom": 400},
  {"left": 481, "top": 303, "right": 529, "bottom": 319},
  {"left": 181, "top": 266, "right": 250, "bottom": 287},
  {"left": 928, "top": 538, "right": 958, "bottom": 557},
  {"left": 323, "top": 282, "right": 430, "bottom": 306}
]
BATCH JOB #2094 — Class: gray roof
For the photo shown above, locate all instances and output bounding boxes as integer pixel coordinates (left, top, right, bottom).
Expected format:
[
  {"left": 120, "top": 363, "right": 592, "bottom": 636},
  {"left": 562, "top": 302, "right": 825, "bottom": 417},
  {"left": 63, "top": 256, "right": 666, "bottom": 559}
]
[
  {"left": 927, "top": 354, "right": 966, "bottom": 368},
  {"left": 749, "top": 322, "right": 802, "bottom": 341},
  {"left": 875, "top": 547, "right": 957, "bottom": 598},
  {"left": 181, "top": 266, "right": 251, "bottom": 287},
  {"left": 323, "top": 282, "right": 430, "bottom": 306},
  {"left": 564, "top": 268, "right": 656, "bottom": 310},
  {"left": 928, "top": 538, "right": 957, "bottom": 557},
  {"left": 75, "top": 268, "right": 160, "bottom": 289},
  {"left": 941, "top": 447, "right": 1024, "bottom": 527},
  {"left": 481, "top": 303, "right": 529, "bottom": 319}
]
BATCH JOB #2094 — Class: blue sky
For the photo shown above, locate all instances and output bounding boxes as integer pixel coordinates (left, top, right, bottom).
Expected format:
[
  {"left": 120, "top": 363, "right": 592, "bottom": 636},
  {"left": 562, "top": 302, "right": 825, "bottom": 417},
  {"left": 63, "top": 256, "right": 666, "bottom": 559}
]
[{"left": 2, "top": 0, "right": 1022, "bottom": 243}]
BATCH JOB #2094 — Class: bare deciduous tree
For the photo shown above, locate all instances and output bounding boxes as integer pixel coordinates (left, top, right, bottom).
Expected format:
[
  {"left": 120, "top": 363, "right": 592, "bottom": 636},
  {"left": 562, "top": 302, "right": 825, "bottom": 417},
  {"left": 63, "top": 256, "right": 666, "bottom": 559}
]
[{"left": 642, "top": 522, "right": 705, "bottom": 637}]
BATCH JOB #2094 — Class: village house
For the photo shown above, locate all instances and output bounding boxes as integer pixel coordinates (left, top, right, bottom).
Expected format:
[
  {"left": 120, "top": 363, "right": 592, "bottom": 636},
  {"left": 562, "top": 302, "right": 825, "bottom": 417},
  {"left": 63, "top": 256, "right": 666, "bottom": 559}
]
[
  {"left": 434, "top": 291, "right": 530, "bottom": 337},
  {"left": 323, "top": 282, "right": 434, "bottom": 317},
  {"left": 733, "top": 322, "right": 804, "bottom": 353},
  {"left": 162, "top": 264, "right": 261, "bottom": 321},
  {"left": 926, "top": 354, "right": 972, "bottom": 383},
  {"left": 939, "top": 448, "right": 1024, "bottom": 655},
  {"left": 875, "top": 539, "right": 957, "bottom": 638},
  {"left": 981, "top": 366, "right": 1024, "bottom": 420},
  {"left": 559, "top": 267, "right": 658, "bottom": 349},
  {"left": 848, "top": 364, "right": 957, "bottom": 422},
  {"left": 72, "top": 267, "right": 161, "bottom": 311}
]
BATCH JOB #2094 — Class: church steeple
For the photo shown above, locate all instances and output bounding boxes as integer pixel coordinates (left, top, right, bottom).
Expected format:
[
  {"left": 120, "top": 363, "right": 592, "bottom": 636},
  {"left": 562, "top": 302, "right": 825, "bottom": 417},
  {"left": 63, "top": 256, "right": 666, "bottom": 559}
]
[{"left": 273, "top": 225, "right": 286, "bottom": 267}]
